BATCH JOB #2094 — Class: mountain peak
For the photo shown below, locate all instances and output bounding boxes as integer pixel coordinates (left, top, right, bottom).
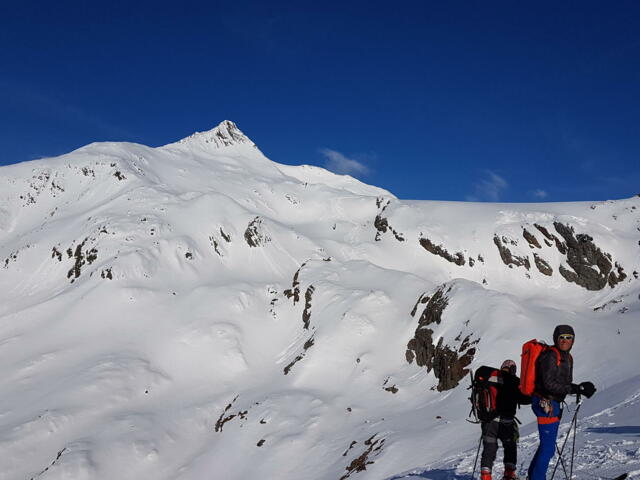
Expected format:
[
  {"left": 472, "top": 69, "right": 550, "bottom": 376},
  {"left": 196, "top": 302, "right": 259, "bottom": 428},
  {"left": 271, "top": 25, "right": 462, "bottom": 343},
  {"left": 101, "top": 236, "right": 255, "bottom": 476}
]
[{"left": 175, "top": 120, "right": 257, "bottom": 149}]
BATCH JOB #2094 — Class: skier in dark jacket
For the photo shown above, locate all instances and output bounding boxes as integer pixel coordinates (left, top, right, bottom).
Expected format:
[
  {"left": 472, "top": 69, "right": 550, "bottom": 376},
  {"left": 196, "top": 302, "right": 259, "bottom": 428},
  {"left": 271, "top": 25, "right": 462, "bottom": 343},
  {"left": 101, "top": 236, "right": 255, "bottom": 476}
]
[
  {"left": 527, "top": 325, "right": 596, "bottom": 480},
  {"left": 480, "top": 359, "right": 531, "bottom": 480}
]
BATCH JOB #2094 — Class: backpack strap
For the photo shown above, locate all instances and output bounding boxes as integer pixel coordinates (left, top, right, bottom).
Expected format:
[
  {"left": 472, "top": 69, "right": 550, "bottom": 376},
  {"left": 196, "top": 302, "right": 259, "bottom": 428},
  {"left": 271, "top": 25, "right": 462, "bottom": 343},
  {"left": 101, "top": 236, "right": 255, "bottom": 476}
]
[{"left": 549, "top": 346, "right": 561, "bottom": 366}]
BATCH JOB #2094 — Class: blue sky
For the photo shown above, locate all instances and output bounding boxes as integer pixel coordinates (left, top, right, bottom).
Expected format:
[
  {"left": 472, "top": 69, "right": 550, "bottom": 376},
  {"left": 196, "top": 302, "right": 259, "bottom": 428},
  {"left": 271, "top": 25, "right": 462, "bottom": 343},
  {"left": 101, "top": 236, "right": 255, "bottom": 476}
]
[{"left": 1, "top": 1, "right": 639, "bottom": 202}]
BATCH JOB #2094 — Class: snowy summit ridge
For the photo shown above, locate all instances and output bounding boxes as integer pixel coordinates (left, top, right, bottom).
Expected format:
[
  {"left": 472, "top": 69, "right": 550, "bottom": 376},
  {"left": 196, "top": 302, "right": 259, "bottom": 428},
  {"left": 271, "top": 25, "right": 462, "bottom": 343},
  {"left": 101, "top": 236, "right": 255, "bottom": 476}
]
[
  {"left": 171, "top": 119, "right": 258, "bottom": 150},
  {"left": 0, "top": 122, "right": 639, "bottom": 480}
]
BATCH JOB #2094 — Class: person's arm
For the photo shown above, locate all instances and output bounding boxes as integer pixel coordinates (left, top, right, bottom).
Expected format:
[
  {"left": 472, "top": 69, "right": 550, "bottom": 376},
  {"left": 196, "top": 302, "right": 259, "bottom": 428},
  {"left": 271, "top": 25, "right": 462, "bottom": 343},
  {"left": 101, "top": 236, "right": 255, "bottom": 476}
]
[
  {"left": 513, "top": 376, "right": 531, "bottom": 405},
  {"left": 517, "top": 390, "right": 532, "bottom": 405},
  {"left": 538, "top": 350, "right": 572, "bottom": 397}
]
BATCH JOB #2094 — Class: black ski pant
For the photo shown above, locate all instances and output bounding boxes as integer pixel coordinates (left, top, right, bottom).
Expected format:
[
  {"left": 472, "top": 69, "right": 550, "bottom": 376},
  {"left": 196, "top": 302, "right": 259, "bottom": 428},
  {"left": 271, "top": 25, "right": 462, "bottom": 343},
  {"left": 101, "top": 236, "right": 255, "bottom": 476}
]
[{"left": 481, "top": 417, "right": 518, "bottom": 470}]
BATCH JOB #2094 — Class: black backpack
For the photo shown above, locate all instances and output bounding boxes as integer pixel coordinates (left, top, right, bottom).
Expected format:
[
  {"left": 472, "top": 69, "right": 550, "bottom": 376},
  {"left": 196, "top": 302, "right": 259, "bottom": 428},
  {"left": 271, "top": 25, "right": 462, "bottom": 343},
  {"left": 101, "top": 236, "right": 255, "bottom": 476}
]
[{"left": 469, "top": 365, "right": 503, "bottom": 423}]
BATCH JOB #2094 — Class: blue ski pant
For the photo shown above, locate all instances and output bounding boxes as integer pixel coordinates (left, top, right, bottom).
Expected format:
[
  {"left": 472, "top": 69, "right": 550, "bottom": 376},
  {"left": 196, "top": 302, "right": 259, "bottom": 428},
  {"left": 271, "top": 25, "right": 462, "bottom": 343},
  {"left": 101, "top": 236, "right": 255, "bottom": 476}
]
[{"left": 528, "top": 396, "right": 562, "bottom": 480}]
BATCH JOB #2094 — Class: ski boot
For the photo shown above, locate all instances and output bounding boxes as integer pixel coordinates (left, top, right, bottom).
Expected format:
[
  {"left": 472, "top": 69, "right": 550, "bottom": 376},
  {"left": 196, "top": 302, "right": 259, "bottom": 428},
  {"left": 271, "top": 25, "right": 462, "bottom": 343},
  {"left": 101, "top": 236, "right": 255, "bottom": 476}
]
[
  {"left": 503, "top": 465, "right": 518, "bottom": 480},
  {"left": 481, "top": 467, "right": 492, "bottom": 480}
]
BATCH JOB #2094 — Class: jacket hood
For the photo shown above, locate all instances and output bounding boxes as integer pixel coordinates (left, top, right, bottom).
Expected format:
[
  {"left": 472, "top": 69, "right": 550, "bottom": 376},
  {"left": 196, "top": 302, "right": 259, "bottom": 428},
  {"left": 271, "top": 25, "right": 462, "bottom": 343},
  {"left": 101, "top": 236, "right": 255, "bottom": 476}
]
[{"left": 553, "top": 324, "right": 575, "bottom": 347}]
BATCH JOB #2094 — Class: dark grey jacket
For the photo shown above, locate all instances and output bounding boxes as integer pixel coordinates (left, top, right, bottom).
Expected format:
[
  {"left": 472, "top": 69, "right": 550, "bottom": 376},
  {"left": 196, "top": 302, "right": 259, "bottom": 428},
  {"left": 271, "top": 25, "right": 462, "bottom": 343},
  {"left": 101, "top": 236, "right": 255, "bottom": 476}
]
[{"left": 534, "top": 348, "right": 573, "bottom": 401}]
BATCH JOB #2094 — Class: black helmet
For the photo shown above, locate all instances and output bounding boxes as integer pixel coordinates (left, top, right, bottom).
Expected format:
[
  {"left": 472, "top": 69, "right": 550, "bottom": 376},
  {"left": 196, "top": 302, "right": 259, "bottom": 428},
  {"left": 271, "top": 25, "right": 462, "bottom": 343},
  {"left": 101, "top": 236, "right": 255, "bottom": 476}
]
[{"left": 553, "top": 324, "right": 575, "bottom": 346}]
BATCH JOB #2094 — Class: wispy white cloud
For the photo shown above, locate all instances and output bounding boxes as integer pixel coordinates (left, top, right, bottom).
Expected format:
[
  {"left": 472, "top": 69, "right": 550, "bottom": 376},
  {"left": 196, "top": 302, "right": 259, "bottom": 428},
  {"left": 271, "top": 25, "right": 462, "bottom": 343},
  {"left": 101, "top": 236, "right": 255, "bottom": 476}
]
[
  {"left": 319, "top": 148, "right": 370, "bottom": 176},
  {"left": 532, "top": 189, "right": 548, "bottom": 199},
  {"left": 468, "top": 171, "right": 508, "bottom": 202}
]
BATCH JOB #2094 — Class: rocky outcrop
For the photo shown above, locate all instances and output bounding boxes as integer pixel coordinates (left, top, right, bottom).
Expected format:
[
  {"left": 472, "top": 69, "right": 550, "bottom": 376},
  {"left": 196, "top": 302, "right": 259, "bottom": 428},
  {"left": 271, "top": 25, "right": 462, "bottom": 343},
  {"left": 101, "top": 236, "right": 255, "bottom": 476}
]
[
  {"left": 593, "top": 296, "right": 624, "bottom": 312},
  {"left": 410, "top": 293, "right": 430, "bottom": 317},
  {"left": 66, "top": 238, "right": 98, "bottom": 283},
  {"left": 495, "top": 222, "right": 629, "bottom": 289},
  {"left": 523, "top": 229, "right": 542, "bottom": 249},
  {"left": 382, "top": 377, "right": 398, "bottom": 394},
  {"left": 553, "top": 222, "right": 625, "bottom": 290},
  {"left": 302, "top": 285, "right": 315, "bottom": 329},
  {"left": 30, "top": 447, "right": 67, "bottom": 479},
  {"left": 405, "top": 285, "right": 477, "bottom": 391},
  {"left": 373, "top": 198, "right": 404, "bottom": 242},
  {"left": 17, "top": 169, "right": 66, "bottom": 207},
  {"left": 179, "top": 120, "right": 258, "bottom": 149},
  {"left": 533, "top": 254, "right": 553, "bottom": 276},
  {"left": 283, "top": 335, "right": 315, "bottom": 375},
  {"left": 219, "top": 228, "right": 231, "bottom": 242},
  {"left": 51, "top": 247, "right": 63, "bottom": 262},
  {"left": 535, "top": 223, "right": 567, "bottom": 253},
  {"left": 373, "top": 215, "right": 389, "bottom": 241},
  {"left": 244, "top": 217, "right": 270, "bottom": 247},
  {"left": 340, "top": 434, "right": 385, "bottom": 480},
  {"left": 101, "top": 268, "right": 113, "bottom": 280},
  {"left": 419, "top": 237, "right": 465, "bottom": 266},
  {"left": 415, "top": 287, "right": 449, "bottom": 326},
  {"left": 493, "top": 235, "right": 530, "bottom": 270},
  {"left": 214, "top": 395, "right": 247, "bottom": 432},
  {"left": 282, "top": 265, "right": 315, "bottom": 330},
  {"left": 283, "top": 263, "right": 305, "bottom": 304},
  {"left": 209, "top": 235, "right": 222, "bottom": 256},
  {"left": 608, "top": 263, "right": 627, "bottom": 287},
  {"left": 4, "top": 250, "right": 19, "bottom": 268}
]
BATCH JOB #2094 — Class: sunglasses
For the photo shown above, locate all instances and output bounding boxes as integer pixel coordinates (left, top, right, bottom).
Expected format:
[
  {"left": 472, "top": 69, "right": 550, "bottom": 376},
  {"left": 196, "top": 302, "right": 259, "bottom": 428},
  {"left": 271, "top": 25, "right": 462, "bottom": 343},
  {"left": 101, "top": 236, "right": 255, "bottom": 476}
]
[{"left": 558, "top": 334, "right": 574, "bottom": 341}]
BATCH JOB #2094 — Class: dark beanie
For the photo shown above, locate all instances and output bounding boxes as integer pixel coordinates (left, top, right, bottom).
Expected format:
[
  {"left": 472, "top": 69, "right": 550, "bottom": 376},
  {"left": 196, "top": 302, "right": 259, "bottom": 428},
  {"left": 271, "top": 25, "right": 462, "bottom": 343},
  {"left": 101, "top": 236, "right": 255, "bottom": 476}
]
[{"left": 553, "top": 324, "right": 575, "bottom": 345}]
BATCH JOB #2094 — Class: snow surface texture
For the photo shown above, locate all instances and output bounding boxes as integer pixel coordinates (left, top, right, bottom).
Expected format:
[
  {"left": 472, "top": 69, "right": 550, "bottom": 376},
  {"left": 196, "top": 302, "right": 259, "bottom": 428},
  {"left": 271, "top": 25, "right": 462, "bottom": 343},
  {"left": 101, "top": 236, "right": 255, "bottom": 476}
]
[{"left": 0, "top": 120, "right": 638, "bottom": 480}]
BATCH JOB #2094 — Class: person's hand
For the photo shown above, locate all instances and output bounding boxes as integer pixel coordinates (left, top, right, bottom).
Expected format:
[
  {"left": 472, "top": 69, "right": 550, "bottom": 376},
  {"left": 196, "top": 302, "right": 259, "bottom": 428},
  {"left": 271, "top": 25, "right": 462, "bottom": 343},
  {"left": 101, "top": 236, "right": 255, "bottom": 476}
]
[
  {"left": 570, "top": 383, "right": 580, "bottom": 394},
  {"left": 578, "top": 381, "right": 596, "bottom": 398}
]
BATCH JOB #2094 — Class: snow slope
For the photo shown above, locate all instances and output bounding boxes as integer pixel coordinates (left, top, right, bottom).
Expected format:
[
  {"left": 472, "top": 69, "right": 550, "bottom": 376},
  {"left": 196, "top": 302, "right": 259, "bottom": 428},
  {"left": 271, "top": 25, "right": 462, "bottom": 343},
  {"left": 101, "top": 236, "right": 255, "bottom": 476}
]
[{"left": 0, "top": 121, "right": 638, "bottom": 480}]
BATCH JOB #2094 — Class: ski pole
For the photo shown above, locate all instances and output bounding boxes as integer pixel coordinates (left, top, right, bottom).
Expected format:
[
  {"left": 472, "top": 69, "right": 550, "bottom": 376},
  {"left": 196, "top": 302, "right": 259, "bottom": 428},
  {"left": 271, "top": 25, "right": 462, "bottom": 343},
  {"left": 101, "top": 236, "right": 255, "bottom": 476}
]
[
  {"left": 554, "top": 397, "right": 576, "bottom": 480},
  {"left": 555, "top": 444, "right": 570, "bottom": 480},
  {"left": 550, "top": 397, "right": 582, "bottom": 480},
  {"left": 570, "top": 397, "right": 582, "bottom": 480},
  {"left": 551, "top": 405, "right": 579, "bottom": 480},
  {"left": 471, "top": 434, "right": 482, "bottom": 480}
]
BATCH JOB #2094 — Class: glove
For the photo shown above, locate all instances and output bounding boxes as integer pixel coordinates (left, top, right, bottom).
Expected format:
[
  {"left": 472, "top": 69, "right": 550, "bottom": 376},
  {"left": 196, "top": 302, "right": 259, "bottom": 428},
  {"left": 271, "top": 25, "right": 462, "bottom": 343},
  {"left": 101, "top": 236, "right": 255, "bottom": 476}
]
[
  {"left": 570, "top": 383, "right": 580, "bottom": 395},
  {"left": 578, "top": 381, "right": 596, "bottom": 398}
]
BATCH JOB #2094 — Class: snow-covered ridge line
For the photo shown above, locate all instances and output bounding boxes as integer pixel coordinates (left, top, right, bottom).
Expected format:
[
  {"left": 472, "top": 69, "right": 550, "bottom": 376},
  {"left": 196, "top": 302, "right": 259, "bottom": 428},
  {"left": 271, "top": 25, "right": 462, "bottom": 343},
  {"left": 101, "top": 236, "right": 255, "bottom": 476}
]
[{"left": 167, "top": 119, "right": 258, "bottom": 150}]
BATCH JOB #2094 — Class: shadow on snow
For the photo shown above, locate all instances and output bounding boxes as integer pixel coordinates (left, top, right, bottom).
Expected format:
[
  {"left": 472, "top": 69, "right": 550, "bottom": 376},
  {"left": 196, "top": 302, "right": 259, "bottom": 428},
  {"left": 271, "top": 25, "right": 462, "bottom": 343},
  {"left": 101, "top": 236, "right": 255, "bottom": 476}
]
[
  {"left": 586, "top": 426, "right": 640, "bottom": 437},
  {"left": 387, "top": 468, "right": 475, "bottom": 480}
]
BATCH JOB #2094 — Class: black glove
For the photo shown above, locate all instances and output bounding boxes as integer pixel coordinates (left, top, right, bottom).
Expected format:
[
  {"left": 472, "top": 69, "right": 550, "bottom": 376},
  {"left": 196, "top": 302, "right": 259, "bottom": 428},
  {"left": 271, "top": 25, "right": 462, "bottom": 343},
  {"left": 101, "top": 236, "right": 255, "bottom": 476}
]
[
  {"left": 578, "top": 381, "right": 596, "bottom": 398},
  {"left": 570, "top": 383, "right": 580, "bottom": 395}
]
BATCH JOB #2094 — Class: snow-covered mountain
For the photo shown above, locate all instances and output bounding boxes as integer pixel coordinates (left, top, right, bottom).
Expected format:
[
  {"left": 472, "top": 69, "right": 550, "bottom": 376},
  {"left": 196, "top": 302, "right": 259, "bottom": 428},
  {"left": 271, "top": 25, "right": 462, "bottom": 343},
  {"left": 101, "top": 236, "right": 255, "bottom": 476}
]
[{"left": 1, "top": 121, "right": 638, "bottom": 480}]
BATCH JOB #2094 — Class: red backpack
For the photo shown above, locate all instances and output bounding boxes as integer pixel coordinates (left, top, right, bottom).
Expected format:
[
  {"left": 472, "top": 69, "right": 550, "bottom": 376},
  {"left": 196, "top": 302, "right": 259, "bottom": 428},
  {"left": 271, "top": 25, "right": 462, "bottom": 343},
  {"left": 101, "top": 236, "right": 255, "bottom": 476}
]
[
  {"left": 519, "top": 339, "right": 560, "bottom": 396},
  {"left": 470, "top": 365, "right": 503, "bottom": 423}
]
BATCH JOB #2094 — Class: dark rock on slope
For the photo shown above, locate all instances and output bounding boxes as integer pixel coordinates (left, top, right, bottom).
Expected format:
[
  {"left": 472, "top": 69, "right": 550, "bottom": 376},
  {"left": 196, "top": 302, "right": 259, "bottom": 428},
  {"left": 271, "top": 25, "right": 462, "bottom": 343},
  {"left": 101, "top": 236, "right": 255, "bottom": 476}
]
[
  {"left": 405, "top": 285, "right": 477, "bottom": 391},
  {"left": 533, "top": 253, "right": 553, "bottom": 276},
  {"left": 493, "top": 236, "right": 530, "bottom": 270},
  {"left": 553, "top": 222, "right": 626, "bottom": 290},
  {"left": 419, "top": 237, "right": 465, "bottom": 266},
  {"left": 244, "top": 217, "right": 270, "bottom": 247}
]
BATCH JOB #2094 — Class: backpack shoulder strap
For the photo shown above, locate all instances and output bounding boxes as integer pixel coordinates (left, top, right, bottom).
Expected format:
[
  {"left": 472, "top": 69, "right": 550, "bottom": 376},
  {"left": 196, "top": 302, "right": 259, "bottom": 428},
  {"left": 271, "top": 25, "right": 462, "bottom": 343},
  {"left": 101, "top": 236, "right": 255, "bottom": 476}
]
[{"left": 549, "top": 346, "right": 561, "bottom": 366}]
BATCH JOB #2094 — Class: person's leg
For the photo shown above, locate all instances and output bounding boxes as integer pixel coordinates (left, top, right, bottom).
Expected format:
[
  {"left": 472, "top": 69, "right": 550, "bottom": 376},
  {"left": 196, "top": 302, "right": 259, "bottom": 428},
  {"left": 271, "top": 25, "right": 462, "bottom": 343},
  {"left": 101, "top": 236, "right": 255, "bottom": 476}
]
[
  {"left": 481, "top": 421, "right": 499, "bottom": 479},
  {"left": 528, "top": 397, "right": 561, "bottom": 480},
  {"left": 529, "top": 420, "right": 559, "bottom": 480},
  {"left": 499, "top": 421, "right": 518, "bottom": 479}
]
